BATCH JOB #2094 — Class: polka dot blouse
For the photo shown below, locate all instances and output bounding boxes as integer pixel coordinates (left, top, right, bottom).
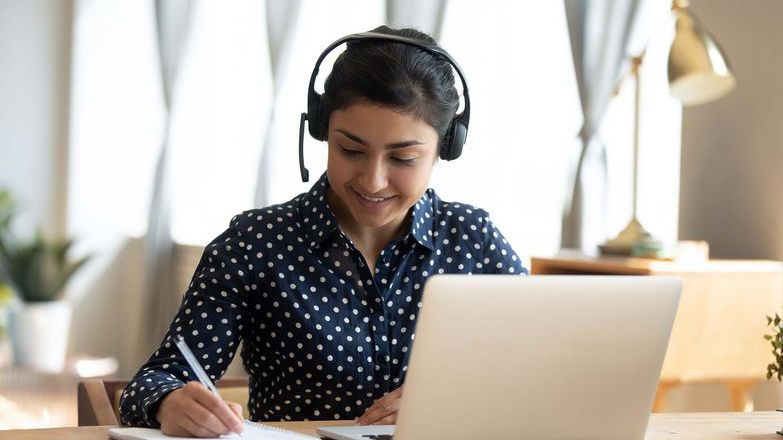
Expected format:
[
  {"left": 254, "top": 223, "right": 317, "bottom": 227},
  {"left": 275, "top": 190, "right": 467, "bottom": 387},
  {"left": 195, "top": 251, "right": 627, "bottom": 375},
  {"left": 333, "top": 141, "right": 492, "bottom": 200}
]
[{"left": 119, "top": 172, "right": 527, "bottom": 426}]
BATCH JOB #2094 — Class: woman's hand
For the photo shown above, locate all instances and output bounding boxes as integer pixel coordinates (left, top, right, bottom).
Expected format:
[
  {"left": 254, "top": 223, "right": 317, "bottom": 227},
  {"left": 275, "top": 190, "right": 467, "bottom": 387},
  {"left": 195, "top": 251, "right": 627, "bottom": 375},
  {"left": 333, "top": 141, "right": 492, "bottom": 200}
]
[
  {"left": 156, "top": 381, "right": 244, "bottom": 437},
  {"left": 355, "top": 386, "right": 404, "bottom": 425}
]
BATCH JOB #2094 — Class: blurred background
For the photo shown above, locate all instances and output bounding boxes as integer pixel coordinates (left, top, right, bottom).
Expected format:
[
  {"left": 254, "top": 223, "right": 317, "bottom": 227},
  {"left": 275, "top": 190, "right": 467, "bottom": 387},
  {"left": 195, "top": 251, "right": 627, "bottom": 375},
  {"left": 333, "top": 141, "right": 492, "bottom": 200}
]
[{"left": 2, "top": 0, "right": 783, "bottom": 429}]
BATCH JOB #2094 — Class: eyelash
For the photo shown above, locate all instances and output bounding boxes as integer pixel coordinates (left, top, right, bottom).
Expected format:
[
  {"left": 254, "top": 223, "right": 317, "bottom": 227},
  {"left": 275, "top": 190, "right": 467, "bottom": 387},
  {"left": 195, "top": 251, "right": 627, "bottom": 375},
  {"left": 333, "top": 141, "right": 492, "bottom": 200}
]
[{"left": 339, "top": 146, "right": 417, "bottom": 167}]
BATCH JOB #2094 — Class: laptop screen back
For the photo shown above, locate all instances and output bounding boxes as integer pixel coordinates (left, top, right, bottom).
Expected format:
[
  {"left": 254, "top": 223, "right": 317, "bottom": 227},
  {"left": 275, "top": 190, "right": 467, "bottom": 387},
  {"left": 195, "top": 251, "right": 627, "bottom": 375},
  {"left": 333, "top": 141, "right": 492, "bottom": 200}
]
[{"left": 393, "top": 275, "right": 681, "bottom": 440}]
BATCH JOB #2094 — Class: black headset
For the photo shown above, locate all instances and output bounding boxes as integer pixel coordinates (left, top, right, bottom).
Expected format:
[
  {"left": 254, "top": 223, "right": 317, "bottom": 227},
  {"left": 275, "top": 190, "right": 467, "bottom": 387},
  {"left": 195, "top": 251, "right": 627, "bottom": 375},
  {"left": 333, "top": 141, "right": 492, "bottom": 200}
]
[{"left": 298, "top": 31, "right": 471, "bottom": 182}]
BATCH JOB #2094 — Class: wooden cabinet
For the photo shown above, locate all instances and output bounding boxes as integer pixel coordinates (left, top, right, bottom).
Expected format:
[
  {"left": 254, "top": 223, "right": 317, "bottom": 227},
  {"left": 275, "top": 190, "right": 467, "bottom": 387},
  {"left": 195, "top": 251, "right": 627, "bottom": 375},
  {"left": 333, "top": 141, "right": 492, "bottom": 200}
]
[{"left": 531, "top": 253, "right": 783, "bottom": 411}]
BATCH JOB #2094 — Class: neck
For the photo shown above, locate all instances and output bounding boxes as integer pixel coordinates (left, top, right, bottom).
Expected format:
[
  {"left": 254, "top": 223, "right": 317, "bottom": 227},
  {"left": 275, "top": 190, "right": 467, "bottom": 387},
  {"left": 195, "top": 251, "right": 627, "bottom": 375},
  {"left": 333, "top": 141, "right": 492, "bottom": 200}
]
[{"left": 326, "top": 188, "right": 409, "bottom": 262}]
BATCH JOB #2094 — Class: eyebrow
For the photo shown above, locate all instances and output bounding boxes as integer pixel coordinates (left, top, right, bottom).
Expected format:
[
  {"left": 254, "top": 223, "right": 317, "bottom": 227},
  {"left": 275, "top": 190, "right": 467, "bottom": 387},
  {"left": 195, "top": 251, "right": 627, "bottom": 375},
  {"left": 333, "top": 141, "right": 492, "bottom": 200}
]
[{"left": 334, "top": 128, "right": 425, "bottom": 149}]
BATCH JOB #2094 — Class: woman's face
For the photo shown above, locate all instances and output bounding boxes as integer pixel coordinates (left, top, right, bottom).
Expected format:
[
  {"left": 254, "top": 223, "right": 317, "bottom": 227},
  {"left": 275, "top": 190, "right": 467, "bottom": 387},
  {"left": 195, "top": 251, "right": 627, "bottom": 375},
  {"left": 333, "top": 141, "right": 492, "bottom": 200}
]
[{"left": 326, "top": 101, "right": 439, "bottom": 233}]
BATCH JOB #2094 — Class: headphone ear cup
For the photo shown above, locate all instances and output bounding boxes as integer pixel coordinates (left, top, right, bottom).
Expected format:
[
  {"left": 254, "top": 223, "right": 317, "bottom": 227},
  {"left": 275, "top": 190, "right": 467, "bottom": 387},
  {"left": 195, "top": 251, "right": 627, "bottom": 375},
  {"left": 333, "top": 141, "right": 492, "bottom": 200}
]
[
  {"left": 307, "top": 92, "right": 326, "bottom": 141},
  {"left": 440, "top": 118, "right": 467, "bottom": 160}
]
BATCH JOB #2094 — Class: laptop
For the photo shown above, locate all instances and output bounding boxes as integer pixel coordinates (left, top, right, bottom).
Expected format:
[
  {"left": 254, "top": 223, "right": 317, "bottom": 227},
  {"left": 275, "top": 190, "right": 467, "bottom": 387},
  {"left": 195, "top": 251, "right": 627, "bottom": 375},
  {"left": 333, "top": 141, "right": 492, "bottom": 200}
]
[{"left": 317, "top": 275, "right": 681, "bottom": 440}]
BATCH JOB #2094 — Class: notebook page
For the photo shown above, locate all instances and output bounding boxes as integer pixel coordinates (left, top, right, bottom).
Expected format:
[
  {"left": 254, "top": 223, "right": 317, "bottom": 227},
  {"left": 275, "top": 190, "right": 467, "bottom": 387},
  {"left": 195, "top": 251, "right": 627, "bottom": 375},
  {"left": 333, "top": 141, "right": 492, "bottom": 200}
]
[
  {"left": 108, "top": 420, "right": 317, "bottom": 440},
  {"left": 242, "top": 420, "right": 318, "bottom": 439}
]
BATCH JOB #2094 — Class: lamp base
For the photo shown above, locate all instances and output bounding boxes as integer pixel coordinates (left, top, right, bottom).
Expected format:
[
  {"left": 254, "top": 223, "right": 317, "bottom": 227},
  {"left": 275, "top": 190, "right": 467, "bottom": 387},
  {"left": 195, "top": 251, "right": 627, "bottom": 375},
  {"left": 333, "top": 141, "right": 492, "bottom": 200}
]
[{"left": 599, "top": 217, "right": 656, "bottom": 256}]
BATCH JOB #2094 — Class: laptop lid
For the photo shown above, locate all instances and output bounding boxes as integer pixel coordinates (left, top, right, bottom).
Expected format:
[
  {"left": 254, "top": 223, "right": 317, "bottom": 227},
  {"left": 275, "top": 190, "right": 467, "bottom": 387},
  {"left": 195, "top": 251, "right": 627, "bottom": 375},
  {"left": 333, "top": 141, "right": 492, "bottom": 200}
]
[{"left": 388, "top": 275, "right": 681, "bottom": 440}]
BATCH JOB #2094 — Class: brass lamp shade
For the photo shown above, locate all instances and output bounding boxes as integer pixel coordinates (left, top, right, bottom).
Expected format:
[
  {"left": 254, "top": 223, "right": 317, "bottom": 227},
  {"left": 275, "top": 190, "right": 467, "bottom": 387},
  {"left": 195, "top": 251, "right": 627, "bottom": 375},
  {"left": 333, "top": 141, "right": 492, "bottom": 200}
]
[{"left": 668, "top": 4, "right": 736, "bottom": 106}]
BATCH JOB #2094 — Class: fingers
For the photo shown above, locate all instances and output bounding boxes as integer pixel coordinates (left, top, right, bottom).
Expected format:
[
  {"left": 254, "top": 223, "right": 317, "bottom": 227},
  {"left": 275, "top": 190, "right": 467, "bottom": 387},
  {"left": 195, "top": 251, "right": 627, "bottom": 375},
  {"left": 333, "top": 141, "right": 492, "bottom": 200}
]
[
  {"left": 373, "top": 414, "right": 396, "bottom": 425},
  {"left": 356, "top": 387, "right": 403, "bottom": 425},
  {"left": 189, "top": 383, "right": 244, "bottom": 434},
  {"left": 183, "top": 413, "right": 223, "bottom": 438},
  {"left": 157, "top": 382, "right": 243, "bottom": 437},
  {"left": 161, "top": 415, "right": 220, "bottom": 438},
  {"left": 186, "top": 397, "right": 238, "bottom": 436},
  {"left": 227, "top": 401, "right": 245, "bottom": 419},
  {"left": 356, "top": 399, "right": 400, "bottom": 425}
]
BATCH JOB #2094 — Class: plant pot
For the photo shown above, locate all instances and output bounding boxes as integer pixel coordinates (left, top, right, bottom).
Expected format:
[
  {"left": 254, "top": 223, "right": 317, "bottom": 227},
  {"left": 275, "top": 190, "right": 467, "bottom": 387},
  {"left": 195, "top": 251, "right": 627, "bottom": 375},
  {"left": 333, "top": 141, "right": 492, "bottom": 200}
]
[{"left": 8, "top": 300, "right": 72, "bottom": 373}]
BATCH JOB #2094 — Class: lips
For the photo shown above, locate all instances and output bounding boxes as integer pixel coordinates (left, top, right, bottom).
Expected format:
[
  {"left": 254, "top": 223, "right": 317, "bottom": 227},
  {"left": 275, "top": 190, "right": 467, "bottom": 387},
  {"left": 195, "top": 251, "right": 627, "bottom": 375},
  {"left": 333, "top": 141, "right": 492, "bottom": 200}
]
[{"left": 353, "top": 189, "right": 395, "bottom": 210}]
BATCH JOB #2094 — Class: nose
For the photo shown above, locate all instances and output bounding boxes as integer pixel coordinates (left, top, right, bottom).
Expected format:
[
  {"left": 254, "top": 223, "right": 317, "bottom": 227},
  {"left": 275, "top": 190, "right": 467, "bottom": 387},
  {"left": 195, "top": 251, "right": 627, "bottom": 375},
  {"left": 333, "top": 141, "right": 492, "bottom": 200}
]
[{"left": 358, "top": 156, "right": 388, "bottom": 194}]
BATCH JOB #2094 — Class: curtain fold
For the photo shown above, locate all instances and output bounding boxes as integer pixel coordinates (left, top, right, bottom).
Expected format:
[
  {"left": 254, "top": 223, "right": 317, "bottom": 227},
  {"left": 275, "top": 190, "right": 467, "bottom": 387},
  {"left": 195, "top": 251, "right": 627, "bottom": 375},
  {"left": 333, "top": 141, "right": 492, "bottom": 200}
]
[
  {"left": 254, "top": 0, "right": 304, "bottom": 208},
  {"left": 561, "top": 0, "right": 641, "bottom": 252},
  {"left": 141, "top": 0, "right": 194, "bottom": 353},
  {"left": 386, "top": 0, "right": 448, "bottom": 39}
]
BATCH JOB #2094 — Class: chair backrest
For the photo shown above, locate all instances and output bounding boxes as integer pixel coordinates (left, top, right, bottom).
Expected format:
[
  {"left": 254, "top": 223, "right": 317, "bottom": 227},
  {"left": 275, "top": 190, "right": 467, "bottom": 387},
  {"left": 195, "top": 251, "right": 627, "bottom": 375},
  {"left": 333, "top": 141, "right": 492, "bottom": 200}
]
[{"left": 77, "top": 377, "right": 250, "bottom": 426}]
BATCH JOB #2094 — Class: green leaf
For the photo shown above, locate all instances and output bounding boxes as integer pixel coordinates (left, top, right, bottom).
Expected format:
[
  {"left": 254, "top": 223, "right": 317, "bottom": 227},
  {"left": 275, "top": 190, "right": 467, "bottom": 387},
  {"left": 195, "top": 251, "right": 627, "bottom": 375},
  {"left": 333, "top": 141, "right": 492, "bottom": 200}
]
[{"left": 0, "top": 214, "right": 90, "bottom": 302}]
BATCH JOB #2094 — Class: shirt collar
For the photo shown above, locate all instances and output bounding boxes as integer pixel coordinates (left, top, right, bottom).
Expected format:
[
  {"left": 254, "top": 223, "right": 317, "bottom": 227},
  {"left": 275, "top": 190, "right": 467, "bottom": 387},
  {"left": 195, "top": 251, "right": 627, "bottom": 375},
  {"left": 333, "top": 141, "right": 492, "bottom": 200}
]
[
  {"left": 299, "top": 173, "right": 340, "bottom": 249},
  {"left": 300, "top": 172, "right": 436, "bottom": 251},
  {"left": 408, "top": 190, "right": 436, "bottom": 250}
]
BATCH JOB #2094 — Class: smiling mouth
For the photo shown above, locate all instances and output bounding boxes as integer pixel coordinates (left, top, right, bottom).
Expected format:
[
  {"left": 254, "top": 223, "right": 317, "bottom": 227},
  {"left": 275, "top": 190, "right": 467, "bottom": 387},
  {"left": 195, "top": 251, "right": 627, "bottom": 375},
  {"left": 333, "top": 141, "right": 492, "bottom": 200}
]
[{"left": 353, "top": 189, "right": 395, "bottom": 209}]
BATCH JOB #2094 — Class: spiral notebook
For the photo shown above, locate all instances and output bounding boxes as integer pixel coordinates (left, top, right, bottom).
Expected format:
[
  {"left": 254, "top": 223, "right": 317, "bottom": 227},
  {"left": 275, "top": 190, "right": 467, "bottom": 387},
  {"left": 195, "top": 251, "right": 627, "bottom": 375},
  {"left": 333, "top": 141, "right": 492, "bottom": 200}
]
[{"left": 108, "top": 419, "right": 318, "bottom": 440}]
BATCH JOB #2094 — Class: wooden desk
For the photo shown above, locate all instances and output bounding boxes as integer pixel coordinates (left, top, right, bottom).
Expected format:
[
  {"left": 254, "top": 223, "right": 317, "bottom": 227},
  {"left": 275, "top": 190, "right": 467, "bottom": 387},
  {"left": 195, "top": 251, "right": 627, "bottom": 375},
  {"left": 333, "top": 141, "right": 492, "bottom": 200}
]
[
  {"left": 531, "top": 254, "right": 783, "bottom": 412},
  {"left": 3, "top": 412, "right": 783, "bottom": 439},
  {"left": 0, "top": 366, "right": 80, "bottom": 428}
]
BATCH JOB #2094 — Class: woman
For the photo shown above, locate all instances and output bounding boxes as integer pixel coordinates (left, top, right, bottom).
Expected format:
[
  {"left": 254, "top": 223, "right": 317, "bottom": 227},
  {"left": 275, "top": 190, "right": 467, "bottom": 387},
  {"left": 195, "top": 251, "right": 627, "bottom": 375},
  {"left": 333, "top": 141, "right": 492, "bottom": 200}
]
[{"left": 119, "top": 25, "right": 526, "bottom": 437}]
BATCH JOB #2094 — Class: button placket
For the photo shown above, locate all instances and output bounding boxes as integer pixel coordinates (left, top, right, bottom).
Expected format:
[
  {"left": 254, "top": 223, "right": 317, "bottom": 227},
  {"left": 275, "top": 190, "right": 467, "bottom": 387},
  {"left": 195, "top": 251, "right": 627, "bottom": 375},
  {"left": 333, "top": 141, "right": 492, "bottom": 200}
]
[{"left": 340, "top": 235, "right": 391, "bottom": 396}]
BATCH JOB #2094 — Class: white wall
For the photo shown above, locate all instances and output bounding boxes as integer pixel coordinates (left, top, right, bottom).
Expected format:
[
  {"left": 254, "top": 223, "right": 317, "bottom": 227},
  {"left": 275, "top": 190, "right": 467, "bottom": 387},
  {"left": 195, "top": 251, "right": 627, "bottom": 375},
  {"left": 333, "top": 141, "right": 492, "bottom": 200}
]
[{"left": 0, "top": 0, "right": 72, "bottom": 238}]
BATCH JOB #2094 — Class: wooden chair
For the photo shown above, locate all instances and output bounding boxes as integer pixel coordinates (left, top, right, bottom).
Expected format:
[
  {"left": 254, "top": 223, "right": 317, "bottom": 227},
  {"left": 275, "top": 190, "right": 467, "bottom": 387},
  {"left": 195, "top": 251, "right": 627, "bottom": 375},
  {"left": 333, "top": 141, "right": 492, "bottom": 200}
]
[{"left": 77, "top": 377, "right": 250, "bottom": 426}]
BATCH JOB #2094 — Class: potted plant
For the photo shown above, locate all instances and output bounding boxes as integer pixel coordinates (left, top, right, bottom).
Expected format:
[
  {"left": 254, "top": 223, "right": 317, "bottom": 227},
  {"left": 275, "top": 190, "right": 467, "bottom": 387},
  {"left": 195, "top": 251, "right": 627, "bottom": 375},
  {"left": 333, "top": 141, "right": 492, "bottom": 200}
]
[
  {"left": 765, "top": 314, "right": 783, "bottom": 434},
  {"left": 766, "top": 313, "right": 783, "bottom": 381},
  {"left": 0, "top": 189, "right": 90, "bottom": 373}
]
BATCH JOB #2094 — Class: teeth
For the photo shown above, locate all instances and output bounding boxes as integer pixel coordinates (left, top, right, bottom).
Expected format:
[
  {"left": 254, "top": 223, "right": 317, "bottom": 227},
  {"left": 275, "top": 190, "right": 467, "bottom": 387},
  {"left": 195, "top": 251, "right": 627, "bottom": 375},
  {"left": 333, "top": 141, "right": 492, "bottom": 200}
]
[{"left": 359, "top": 193, "right": 387, "bottom": 203}]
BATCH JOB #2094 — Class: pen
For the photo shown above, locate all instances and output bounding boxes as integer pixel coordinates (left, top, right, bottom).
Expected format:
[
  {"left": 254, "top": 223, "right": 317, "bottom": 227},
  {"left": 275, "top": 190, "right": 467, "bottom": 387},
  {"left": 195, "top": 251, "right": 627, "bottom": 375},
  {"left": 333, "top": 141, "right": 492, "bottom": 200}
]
[{"left": 174, "top": 334, "right": 243, "bottom": 437}]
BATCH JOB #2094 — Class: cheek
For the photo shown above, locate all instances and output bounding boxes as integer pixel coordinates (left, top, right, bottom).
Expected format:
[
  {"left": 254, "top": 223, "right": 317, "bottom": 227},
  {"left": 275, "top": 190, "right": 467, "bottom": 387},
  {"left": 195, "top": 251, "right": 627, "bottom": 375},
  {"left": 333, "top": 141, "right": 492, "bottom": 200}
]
[
  {"left": 394, "top": 165, "right": 435, "bottom": 198},
  {"left": 326, "top": 148, "right": 350, "bottom": 183}
]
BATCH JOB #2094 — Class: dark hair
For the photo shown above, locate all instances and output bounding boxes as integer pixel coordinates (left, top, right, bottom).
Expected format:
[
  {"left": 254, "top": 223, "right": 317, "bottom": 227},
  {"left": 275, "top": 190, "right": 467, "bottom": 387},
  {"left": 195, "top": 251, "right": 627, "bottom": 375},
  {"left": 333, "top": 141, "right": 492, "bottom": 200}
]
[{"left": 322, "top": 25, "right": 460, "bottom": 141}]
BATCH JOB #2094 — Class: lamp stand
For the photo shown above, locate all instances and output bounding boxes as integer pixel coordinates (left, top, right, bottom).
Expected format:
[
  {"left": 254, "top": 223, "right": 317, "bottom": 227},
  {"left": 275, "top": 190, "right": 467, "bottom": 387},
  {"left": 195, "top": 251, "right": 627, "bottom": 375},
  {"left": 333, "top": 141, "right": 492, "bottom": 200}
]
[{"left": 599, "top": 55, "right": 660, "bottom": 256}]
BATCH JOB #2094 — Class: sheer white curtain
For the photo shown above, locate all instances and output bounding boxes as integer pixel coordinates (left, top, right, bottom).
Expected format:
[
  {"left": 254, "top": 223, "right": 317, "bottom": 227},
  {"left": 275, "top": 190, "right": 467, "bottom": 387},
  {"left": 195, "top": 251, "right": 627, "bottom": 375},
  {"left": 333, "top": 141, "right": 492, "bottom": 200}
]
[
  {"left": 253, "top": 0, "right": 303, "bottom": 208},
  {"left": 166, "top": 2, "right": 272, "bottom": 245},
  {"left": 560, "top": 0, "right": 642, "bottom": 252},
  {"left": 386, "top": 0, "right": 447, "bottom": 37},
  {"left": 68, "top": 0, "right": 163, "bottom": 256},
  {"left": 434, "top": 1, "right": 581, "bottom": 259},
  {"left": 68, "top": 0, "right": 165, "bottom": 369},
  {"left": 143, "top": 0, "right": 194, "bottom": 361}
]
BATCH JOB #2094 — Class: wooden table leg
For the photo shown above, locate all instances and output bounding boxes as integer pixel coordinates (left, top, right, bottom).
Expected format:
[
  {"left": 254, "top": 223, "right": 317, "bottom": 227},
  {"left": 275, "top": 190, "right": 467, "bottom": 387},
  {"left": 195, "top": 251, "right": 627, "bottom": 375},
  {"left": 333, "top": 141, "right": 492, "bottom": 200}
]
[
  {"left": 653, "top": 380, "right": 679, "bottom": 412},
  {"left": 726, "top": 379, "right": 758, "bottom": 412}
]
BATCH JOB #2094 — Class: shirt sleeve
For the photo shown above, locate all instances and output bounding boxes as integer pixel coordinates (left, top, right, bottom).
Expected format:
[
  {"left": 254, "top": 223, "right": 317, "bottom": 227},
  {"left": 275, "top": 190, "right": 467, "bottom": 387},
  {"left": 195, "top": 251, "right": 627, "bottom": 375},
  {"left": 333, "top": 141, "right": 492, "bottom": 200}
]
[
  {"left": 478, "top": 213, "right": 528, "bottom": 275},
  {"left": 119, "top": 214, "right": 253, "bottom": 427}
]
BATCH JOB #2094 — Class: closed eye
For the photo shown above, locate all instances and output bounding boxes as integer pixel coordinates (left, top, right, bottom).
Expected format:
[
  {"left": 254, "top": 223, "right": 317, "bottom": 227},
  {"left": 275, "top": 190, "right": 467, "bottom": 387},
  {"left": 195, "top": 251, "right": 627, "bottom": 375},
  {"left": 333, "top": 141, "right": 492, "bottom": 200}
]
[
  {"left": 392, "top": 157, "right": 417, "bottom": 166},
  {"left": 340, "top": 145, "right": 417, "bottom": 166},
  {"left": 339, "top": 146, "right": 362, "bottom": 157}
]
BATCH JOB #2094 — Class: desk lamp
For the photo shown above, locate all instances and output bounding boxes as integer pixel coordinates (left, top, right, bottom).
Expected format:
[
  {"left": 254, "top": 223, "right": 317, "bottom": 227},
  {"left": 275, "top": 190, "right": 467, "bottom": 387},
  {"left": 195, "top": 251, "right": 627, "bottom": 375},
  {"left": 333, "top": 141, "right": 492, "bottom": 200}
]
[{"left": 599, "top": 0, "right": 736, "bottom": 256}]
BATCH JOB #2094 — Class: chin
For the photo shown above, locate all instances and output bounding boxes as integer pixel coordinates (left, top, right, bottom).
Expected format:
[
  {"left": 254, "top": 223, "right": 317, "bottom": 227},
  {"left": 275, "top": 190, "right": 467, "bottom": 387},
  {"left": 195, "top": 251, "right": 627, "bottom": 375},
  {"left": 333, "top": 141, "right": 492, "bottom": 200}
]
[{"left": 351, "top": 210, "right": 395, "bottom": 229}]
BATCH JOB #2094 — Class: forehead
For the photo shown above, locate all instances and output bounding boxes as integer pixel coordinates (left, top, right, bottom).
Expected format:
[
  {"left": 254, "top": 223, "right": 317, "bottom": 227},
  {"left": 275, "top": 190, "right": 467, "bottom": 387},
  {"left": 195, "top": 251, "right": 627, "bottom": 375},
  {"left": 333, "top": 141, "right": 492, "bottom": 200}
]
[{"left": 329, "top": 101, "right": 438, "bottom": 143}]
